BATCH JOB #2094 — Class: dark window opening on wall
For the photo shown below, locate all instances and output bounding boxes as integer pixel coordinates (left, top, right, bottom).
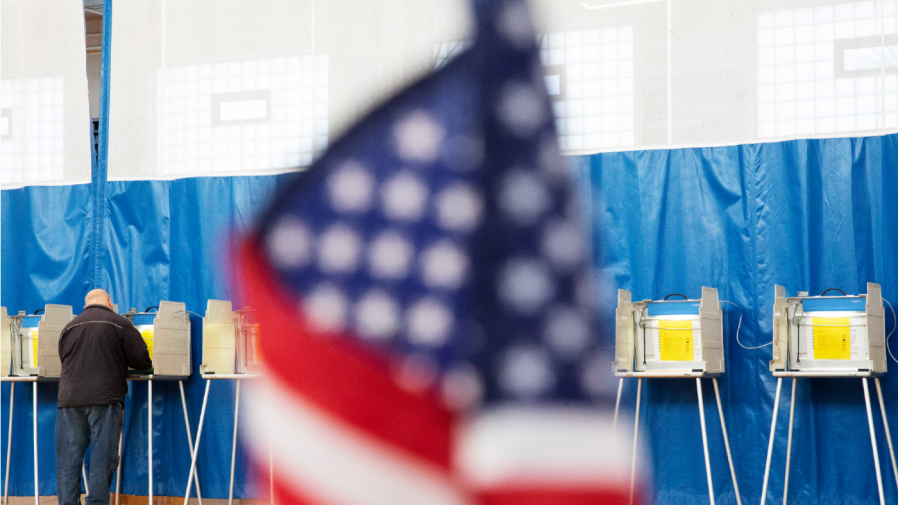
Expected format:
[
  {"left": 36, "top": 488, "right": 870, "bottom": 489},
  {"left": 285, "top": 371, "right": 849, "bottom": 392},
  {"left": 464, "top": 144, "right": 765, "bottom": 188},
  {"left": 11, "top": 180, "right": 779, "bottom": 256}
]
[{"left": 93, "top": 119, "right": 99, "bottom": 154}]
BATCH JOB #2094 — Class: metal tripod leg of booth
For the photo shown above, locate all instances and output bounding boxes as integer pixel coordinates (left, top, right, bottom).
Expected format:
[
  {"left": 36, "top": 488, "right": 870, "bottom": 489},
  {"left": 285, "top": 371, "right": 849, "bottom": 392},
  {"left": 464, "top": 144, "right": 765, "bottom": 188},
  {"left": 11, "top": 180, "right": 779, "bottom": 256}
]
[
  {"left": 863, "top": 378, "right": 887, "bottom": 505},
  {"left": 228, "top": 380, "right": 241, "bottom": 505},
  {"left": 115, "top": 430, "right": 123, "bottom": 505},
  {"left": 32, "top": 382, "right": 37, "bottom": 505},
  {"left": 148, "top": 380, "right": 153, "bottom": 505},
  {"left": 0, "top": 382, "right": 35, "bottom": 505},
  {"left": 179, "top": 381, "right": 203, "bottom": 505},
  {"left": 111, "top": 381, "right": 202, "bottom": 505},
  {"left": 613, "top": 377, "right": 624, "bottom": 431},
  {"left": 712, "top": 378, "right": 742, "bottom": 505},
  {"left": 696, "top": 379, "right": 715, "bottom": 505},
  {"left": 184, "top": 380, "right": 212, "bottom": 505},
  {"left": 3, "top": 383, "right": 14, "bottom": 505},
  {"left": 3, "top": 381, "right": 40, "bottom": 505},
  {"left": 628, "top": 378, "right": 642, "bottom": 505},
  {"left": 874, "top": 377, "right": 898, "bottom": 492},
  {"left": 2, "top": 386, "right": 14, "bottom": 505},
  {"left": 782, "top": 378, "right": 797, "bottom": 505},
  {"left": 760, "top": 377, "right": 783, "bottom": 505}
]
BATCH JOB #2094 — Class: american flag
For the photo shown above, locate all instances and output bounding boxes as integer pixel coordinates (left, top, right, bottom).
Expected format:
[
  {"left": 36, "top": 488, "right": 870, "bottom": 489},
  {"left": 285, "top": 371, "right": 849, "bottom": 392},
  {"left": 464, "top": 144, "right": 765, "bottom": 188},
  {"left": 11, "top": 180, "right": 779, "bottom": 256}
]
[{"left": 237, "top": 0, "right": 633, "bottom": 503}]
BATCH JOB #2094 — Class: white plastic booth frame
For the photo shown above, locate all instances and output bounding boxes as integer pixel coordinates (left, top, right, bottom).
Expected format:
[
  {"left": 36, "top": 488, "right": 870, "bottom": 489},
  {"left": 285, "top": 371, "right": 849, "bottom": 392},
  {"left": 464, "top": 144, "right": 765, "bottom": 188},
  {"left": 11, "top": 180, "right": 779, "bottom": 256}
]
[
  {"left": 612, "top": 287, "right": 741, "bottom": 505},
  {"left": 761, "top": 283, "right": 894, "bottom": 505}
]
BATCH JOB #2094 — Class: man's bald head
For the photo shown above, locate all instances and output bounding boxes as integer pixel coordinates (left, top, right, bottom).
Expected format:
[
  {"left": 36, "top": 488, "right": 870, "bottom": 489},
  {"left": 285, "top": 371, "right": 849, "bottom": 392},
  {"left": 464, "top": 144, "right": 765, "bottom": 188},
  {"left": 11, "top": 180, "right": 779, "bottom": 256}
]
[{"left": 85, "top": 289, "right": 113, "bottom": 310}]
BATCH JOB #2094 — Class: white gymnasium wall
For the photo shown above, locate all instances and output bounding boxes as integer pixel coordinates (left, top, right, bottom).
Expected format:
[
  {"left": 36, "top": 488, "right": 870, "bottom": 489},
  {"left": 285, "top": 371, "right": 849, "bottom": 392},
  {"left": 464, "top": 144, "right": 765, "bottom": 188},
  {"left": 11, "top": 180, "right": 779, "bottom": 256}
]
[{"left": 0, "top": 0, "right": 93, "bottom": 189}]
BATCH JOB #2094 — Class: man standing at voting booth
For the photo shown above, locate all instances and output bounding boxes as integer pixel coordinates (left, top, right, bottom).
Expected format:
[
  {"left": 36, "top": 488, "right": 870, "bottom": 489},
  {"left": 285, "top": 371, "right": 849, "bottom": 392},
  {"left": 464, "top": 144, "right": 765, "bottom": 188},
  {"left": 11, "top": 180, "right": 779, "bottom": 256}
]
[{"left": 55, "top": 289, "right": 153, "bottom": 505}]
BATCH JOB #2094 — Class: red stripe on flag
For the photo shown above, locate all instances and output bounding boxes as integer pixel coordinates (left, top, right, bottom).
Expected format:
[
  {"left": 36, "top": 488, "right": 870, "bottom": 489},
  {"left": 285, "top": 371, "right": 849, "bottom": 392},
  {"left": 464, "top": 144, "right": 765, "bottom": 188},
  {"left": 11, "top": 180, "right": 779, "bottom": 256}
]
[
  {"left": 271, "top": 479, "right": 331, "bottom": 505},
  {"left": 237, "top": 240, "right": 455, "bottom": 470},
  {"left": 478, "top": 488, "right": 632, "bottom": 505}
]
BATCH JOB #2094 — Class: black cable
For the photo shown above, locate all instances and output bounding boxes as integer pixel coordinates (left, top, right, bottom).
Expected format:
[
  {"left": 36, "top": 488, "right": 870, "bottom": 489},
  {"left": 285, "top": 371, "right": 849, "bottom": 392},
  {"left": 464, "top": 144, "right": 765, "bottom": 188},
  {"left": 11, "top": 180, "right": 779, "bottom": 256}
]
[
  {"left": 663, "top": 293, "right": 688, "bottom": 300},
  {"left": 821, "top": 288, "right": 847, "bottom": 296},
  {"left": 33, "top": 309, "right": 44, "bottom": 315},
  {"left": 145, "top": 306, "right": 159, "bottom": 312}
]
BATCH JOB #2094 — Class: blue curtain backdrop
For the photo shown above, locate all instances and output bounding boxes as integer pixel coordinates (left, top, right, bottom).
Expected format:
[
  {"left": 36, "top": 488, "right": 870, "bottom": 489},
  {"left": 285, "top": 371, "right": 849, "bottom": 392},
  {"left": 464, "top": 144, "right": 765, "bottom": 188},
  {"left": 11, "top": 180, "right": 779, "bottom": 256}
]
[
  {"left": 1, "top": 4, "right": 898, "bottom": 498},
  {"left": 576, "top": 134, "right": 898, "bottom": 505}
]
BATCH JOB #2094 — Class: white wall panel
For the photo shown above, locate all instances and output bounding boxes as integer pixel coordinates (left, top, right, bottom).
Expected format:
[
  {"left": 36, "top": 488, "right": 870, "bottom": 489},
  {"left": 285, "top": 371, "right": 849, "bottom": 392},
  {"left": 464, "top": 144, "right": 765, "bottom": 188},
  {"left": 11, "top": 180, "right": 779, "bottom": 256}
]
[{"left": 108, "top": 0, "right": 898, "bottom": 179}]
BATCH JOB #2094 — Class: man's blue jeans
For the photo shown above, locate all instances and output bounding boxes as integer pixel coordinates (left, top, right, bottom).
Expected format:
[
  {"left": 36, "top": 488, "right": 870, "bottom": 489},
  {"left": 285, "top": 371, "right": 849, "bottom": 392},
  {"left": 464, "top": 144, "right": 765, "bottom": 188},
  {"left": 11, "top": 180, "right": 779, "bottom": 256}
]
[{"left": 56, "top": 404, "right": 123, "bottom": 505}]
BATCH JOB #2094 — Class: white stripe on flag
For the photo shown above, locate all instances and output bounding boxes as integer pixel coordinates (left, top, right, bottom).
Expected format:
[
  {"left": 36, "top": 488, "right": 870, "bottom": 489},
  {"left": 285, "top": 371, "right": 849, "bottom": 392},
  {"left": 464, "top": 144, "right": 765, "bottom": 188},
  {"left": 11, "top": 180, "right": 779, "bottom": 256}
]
[
  {"left": 456, "top": 406, "right": 632, "bottom": 489},
  {"left": 245, "top": 375, "right": 473, "bottom": 505}
]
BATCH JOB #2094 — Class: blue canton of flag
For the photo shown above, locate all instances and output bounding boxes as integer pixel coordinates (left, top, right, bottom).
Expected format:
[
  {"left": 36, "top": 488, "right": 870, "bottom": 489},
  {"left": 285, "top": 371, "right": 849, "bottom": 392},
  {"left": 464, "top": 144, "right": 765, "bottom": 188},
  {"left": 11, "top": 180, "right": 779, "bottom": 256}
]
[
  {"left": 260, "top": 3, "right": 600, "bottom": 407},
  {"left": 240, "top": 0, "right": 631, "bottom": 503}
]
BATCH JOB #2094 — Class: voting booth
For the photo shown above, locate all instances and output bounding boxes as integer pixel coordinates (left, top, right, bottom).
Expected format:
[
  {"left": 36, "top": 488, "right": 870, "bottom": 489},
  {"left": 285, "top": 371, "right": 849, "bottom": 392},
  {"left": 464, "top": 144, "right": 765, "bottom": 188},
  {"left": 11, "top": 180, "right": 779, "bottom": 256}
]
[
  {"left": 8, "top": 305, "right": 72, "bottom": 378},
  {"left": 115, "top": 301, "right": 198, "bottom": 505},
  {"left": 2, "top": 305, "right": 73, "bottom": 498},
  {"left": 761, "top": 283, "right": 892, "bottom": 505},
  {"left": 235, "top": 308, "right": 262, "bottom": 374},
  {"left": 123, "top": 301, "right": 191, "bottom": 378},
  {"left": 0, "top": 306, "right": 50, "bottom": 503},
  {"left": 614, "top": 287, "right": 724, "bottom": 377},
  {"left": 613, "top": 287, "right": 741, "bottom": 505},
  {"left": 769, "top": 283, "right": 886, "bottom": 375},
  {"left": 188, "top": 300, "right": 265, "bottom": 505},
  {"left": 201, "top": 300, "right": 262, "bottom": 375}
]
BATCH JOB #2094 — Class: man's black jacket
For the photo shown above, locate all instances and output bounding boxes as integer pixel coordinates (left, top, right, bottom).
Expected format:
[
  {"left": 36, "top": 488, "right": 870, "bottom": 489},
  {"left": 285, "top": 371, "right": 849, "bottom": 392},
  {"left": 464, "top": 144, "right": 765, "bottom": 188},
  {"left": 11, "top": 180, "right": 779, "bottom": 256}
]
[{"left": 57, "top": 304, "right": 152, "bottom": 408}]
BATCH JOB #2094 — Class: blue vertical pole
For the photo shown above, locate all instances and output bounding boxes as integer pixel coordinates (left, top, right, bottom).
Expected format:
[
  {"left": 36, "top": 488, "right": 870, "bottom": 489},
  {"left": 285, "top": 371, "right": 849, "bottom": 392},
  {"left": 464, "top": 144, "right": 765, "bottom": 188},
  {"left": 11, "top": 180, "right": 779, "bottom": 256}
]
[{"left": 92, "top": 0, "right": 113, "bottom": 288}]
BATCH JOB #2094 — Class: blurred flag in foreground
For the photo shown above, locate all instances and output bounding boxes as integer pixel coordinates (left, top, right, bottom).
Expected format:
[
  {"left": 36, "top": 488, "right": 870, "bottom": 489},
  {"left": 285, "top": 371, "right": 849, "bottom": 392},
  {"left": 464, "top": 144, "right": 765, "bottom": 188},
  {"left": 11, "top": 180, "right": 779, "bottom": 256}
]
[{"left": 237, "top": 0, "right": 632, "bottom": 503}]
